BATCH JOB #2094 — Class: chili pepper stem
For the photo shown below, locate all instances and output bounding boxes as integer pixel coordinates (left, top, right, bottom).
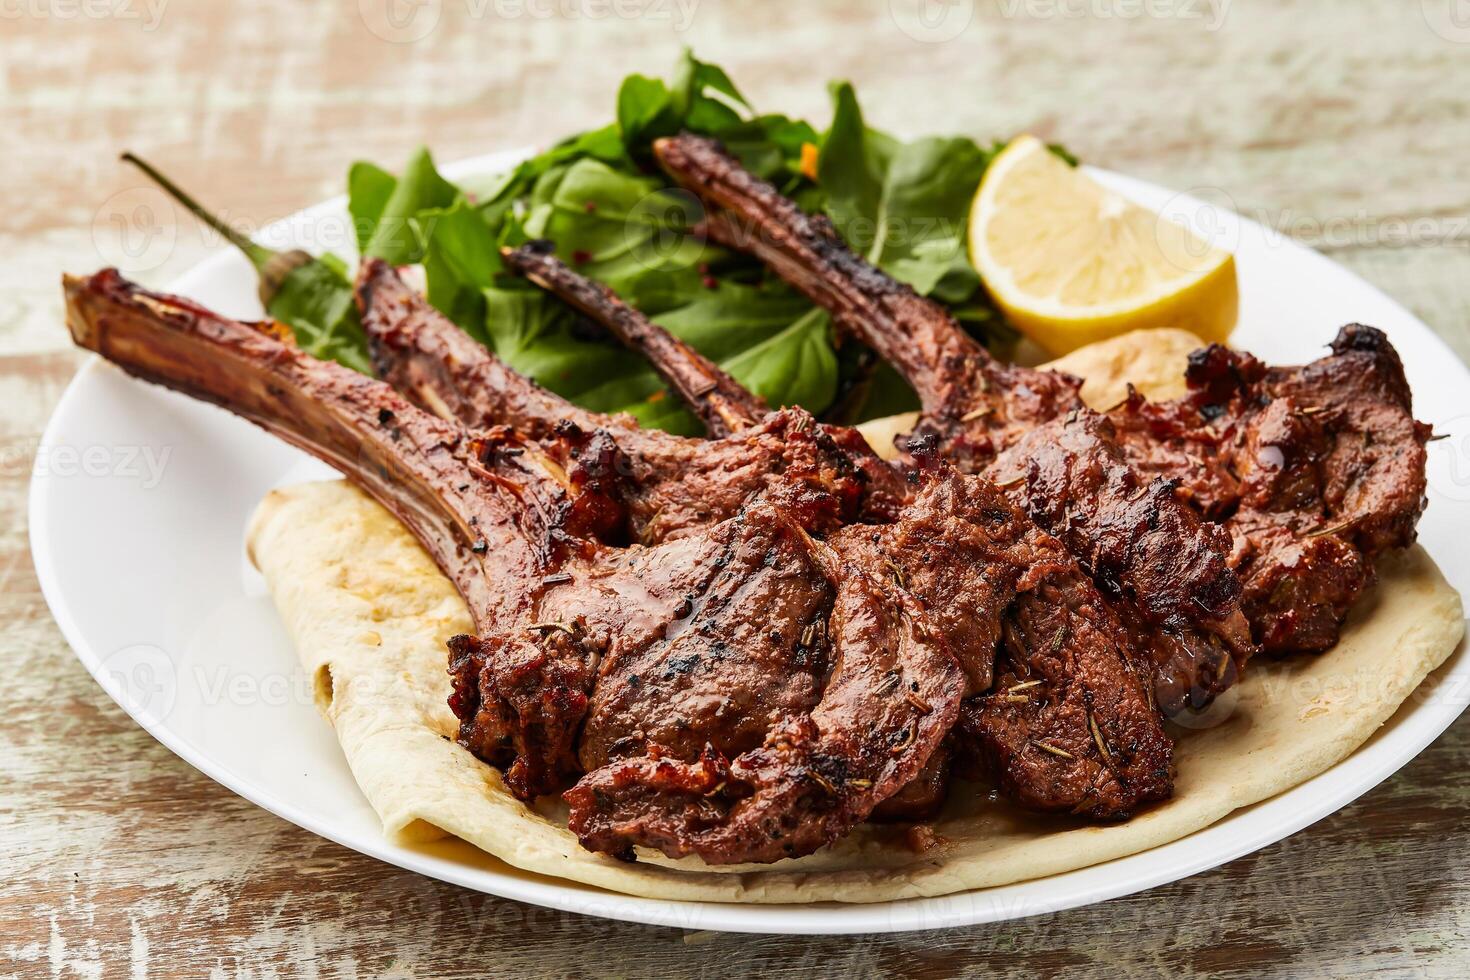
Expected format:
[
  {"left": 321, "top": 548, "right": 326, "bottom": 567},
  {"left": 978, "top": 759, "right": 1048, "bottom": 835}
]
[{"left": 120, "top": 152, "right": 277, "bottom": 272}]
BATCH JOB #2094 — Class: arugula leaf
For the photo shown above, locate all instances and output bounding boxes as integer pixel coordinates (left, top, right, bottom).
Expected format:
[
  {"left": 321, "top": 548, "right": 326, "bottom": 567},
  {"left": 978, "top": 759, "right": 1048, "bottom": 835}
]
[
  {"left": 479, "top": 284, "right": 701, "bottom": 432},
  {"left": 815, "top": 82, "right": 999, "bottom": 416},
  {"left": 669, "top": 52, "right": 748, "bottom": 133},
  {"left": 616, "top": 74, "right": 679, "bottom": 152},
  {"left": 533, "top": 158, "right": 709, "bottom": 285},
  {"left": 270, "top": 253, "right": 373, "bottom": 374},
  {"left": 818, "top": 82, "right": 989, "bottom": 299},
  {"left": 416, "top": 200, "right": 503, "bottom": 342},
  {"left": 618, "top": 49, "right": 751, "bottom": 156},
  {"left": 870, "top": 137, "right": 989, "bottom": 300},
  {"left": 346, "top": 162, "right": 396, "bottom": 256},
  {"left": 720, "top": 114, "right": 820, "bottom": 183},
  {"left": 350, "top": 147, "right": 462, "bottom": 265},
  {"left": 720, "top": 307, "right": 836, "bottom": 413},
  {"left": 818, "top": 82, "right": 898, "bottom": 254}
]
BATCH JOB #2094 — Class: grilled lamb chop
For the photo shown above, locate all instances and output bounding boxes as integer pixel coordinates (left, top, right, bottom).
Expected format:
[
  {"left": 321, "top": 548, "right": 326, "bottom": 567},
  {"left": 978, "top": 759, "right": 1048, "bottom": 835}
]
[
  {"left": 103, "top": 158, "right": 1182, "bottom": 823},
  {"left": 653, "top": 134, "right": 1430, "bottom": 662},
  {"left": 490, "top": 248, "right": 1174, "bottom": 816},
  {"left": 359, "top": 250, "right": 1173, "bottom": 816},
  {"left": 64, "top": 268, "right": 981, "bottom": 863},
  {"left": 67, "top": 268, "right": 1163, "bottom": 859},
  {"left": 1108, "top": 331, "right": 1430, "bottom": 652},
  {"left": 654, "top": 133, "right": 1252, "bottom": 713}
]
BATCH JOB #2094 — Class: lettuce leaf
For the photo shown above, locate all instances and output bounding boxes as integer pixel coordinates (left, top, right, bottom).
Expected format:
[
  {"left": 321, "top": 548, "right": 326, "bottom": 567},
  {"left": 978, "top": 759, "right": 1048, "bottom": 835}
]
[
  {"left": 350, "top": 147, "right": 461, "bottom": 265},
  {"left": 269, "top": 253, "right": 372, "bottom": 374},
  {"left": 310, "top": 50, "right": 1033, "bottom": 431}
]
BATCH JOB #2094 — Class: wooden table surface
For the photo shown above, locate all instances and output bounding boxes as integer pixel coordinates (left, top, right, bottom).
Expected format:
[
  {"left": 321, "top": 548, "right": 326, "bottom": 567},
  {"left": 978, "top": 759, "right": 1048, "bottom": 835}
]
[{"left": 6, "top": 2, "right": 1470, "bottom": 976}]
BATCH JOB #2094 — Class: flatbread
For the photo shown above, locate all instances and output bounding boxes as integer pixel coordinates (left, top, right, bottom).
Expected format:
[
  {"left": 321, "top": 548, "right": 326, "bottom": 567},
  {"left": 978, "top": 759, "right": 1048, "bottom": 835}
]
[{"left": 246, "top": 328, "right": 1464, "bottom": 903}]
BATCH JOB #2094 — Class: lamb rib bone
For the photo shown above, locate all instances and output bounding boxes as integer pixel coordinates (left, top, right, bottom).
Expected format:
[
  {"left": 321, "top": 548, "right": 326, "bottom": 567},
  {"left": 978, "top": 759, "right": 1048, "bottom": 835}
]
[
  {"left": 357, "top": 256, "right": 909, "bottom": 544},
  {"left": 500, "top": 239, "right": 769, "bottom": 437}
]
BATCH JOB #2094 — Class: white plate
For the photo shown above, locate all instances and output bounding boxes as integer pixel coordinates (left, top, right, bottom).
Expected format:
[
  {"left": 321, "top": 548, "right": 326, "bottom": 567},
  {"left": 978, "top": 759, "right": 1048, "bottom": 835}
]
[{"left": 30, "top": 151, "right": 1470, "bottom": 934}]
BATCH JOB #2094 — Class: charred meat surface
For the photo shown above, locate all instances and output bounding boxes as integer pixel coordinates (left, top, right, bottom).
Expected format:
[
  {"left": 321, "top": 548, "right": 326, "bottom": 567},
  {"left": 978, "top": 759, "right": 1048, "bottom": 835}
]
[
  {"left": 1109, "top": 327, "right": 1430, "bottom": 652},
  {"left": 494, "top": 243, "right": 1179, "bottom": 814},
  {"left": 990, "top": 412, "right": 1252, "bottom": 712},
  {"left": 958, "top": 577, "right": 1173, "bottom": 819},
  {"left": 833, "top": 470, "right": 1173, "bottom": 818},
  {"left": 654, "top": 132, "right": 1253, "bottom": 711},
  {"left": 565, "top": 537, "right": 964, "bottom": 864}
]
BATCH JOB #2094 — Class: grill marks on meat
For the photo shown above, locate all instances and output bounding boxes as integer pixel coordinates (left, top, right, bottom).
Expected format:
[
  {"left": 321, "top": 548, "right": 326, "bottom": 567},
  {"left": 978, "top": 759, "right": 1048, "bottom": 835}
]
[
  {"left": 1110, "top": 327, "right": 1430, "bottom": 652},
  {"left": 654, "top": 133, "right": 1252, "bottom": 711},
  {"left": 958, "top": 578, "right": 1173, "bottom": 818},
  {"left": 990, "top": 413, "right": 1252, "bottom": 712},
  {"left": 828, "top": 473, "right": 1067, "bottom": 695},
  {"left": 833, "top": 472, "right": 1172, "bottom": 817},
  {"left": 565, "top": 536, "right": 964, "bottom": 863},
  {"left": 453, "top": 489, "right": 846, "bottom": 803},
  {"left": 356, "top": 258, "right": 909, "bottom": 542},
  {"left": 65, "top": 268, "right": 976, "bottom": 864},
  {"left": 573, "top": 501, "right": 836, "bottom": 773},
  {"left": 486, "top": 248, "right": 1178, "bottom": 816}
]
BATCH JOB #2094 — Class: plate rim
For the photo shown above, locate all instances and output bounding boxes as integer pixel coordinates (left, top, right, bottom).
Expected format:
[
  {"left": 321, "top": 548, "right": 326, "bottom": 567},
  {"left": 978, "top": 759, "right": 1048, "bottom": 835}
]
[{"left": 29, "top": 152, "right": 1470, "bottom": 934}]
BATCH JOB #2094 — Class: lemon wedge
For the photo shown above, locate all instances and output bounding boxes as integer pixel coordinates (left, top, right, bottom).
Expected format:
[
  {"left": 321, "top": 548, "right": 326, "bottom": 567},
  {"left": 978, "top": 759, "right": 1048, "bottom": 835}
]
[{"left": 968, "top": 135, "right": 1238, "bottom": 355}]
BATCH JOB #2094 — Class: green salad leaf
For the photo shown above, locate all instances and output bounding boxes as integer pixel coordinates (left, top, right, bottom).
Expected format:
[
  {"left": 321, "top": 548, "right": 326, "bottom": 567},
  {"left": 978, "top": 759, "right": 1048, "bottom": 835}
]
[
  {"left": 417, "top": 199, "right": 504, "bottom": 341},
  {"left": 268, "top": 253, "right": 373, "bottom": 374},
  {"left": 139, "top": 50, "right": 1041, "bottom": 430},
  {"left": 350, "top": 147, "right": 462, "bottom": 265}
]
